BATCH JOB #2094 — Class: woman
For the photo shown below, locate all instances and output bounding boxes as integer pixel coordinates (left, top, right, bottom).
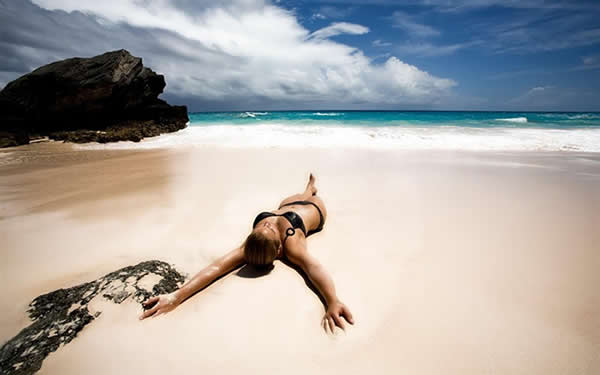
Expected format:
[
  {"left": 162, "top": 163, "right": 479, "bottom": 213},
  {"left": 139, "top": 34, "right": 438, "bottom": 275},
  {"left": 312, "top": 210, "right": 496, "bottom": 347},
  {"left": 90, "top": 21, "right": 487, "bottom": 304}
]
[{"left": 140, "top": 174, "right": 354, "bottom": 333}]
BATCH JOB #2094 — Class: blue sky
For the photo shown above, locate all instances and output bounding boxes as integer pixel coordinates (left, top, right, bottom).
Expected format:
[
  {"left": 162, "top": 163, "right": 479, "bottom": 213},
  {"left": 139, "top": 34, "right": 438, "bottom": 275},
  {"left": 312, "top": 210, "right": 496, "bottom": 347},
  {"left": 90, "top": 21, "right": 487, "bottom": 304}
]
[
  {"left": 292, "top": 0, "right": 600, "bottom": 110},
  {"left": 1, "top": 0, "right": 599, "bottom": 111}
]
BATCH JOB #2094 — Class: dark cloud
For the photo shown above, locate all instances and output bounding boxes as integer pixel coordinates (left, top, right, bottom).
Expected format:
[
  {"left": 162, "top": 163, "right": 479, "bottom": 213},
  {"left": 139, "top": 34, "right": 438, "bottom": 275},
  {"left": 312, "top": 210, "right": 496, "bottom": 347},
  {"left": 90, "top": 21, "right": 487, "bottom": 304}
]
[
  {"left": 0, "top": 43, "right": 30, "bottom": 73},
  {"left": 0, "top": 0, "right": 242, "bottom": 95},
  {"left": 0, "top": 1, "right": 143, "bottom": 75}
]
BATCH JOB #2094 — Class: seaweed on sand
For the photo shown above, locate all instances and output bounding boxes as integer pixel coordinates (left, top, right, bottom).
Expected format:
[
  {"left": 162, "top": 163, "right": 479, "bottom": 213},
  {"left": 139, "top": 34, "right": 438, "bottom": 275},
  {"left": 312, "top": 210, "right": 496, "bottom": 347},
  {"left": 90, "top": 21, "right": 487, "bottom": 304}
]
[{"left": 0, "top": 260, "right": 185, "bottom": 375}]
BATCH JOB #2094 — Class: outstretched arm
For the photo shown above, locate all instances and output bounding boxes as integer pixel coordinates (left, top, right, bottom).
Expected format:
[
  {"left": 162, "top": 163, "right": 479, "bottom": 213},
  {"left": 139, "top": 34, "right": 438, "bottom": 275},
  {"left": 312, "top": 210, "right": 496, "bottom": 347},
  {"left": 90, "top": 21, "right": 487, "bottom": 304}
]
[
  {"left": 286, "top": 239, "right": 354, "bottom": 332},
  {"left": 140, "top": 246, "right": 245, "bottom": 319}
]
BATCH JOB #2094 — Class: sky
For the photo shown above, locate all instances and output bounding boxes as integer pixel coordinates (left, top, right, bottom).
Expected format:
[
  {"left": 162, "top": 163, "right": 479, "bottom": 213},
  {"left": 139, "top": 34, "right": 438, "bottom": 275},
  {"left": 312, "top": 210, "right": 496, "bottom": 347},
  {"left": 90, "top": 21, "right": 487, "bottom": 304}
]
[{"left": 1, "top": 0, "right": 599, "bottom": 111}]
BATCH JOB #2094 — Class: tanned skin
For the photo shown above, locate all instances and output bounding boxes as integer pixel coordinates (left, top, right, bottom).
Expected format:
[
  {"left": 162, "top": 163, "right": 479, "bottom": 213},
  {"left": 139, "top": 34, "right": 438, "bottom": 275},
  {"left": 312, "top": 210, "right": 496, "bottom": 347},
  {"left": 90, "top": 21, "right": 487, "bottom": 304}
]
[{"left": 140, "top": 174, "right": 354, "bottom": 333}]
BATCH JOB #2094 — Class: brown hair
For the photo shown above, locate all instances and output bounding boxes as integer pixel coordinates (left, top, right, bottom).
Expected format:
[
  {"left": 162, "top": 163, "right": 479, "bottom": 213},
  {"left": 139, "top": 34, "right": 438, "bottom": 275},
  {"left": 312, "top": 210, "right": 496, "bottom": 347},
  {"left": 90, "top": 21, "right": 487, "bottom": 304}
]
[{"left": 243, "top": 231, "right": 280, "bottom": 266}]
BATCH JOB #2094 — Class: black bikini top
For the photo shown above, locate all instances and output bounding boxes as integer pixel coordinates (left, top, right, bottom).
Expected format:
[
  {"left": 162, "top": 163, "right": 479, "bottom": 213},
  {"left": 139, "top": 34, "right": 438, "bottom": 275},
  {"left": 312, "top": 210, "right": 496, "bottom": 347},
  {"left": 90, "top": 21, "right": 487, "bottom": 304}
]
[{"left": 252, "top": 211, "right": 307, "bottom": 238}]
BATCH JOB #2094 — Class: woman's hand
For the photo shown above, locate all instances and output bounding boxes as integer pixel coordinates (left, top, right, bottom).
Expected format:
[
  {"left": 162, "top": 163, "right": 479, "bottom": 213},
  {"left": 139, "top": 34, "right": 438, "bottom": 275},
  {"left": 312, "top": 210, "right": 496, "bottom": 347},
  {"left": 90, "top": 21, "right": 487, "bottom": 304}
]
[
  {"left": 139, "top": 292, "right": 180, "bottom": 320},
  {"left": 322, "top": 301, "right": 354, "bottom": 333}
]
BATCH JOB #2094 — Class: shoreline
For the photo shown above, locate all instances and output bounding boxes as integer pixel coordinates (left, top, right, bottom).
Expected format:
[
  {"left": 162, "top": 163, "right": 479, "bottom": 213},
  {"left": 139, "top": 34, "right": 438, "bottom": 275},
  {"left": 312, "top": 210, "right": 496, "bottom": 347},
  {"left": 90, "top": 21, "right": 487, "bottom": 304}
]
[
  {"left": 3, "top": 137, "right": 600, "bottom": 160},
  {"left": 2, "top": 141, "right": 599, "bottom": 219}
]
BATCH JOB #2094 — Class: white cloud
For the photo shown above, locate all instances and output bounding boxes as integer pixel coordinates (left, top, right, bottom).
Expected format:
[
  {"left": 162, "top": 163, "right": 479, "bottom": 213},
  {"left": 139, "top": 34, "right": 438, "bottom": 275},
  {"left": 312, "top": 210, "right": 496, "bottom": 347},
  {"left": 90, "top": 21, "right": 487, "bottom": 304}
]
[
  {"left": 583, "top": 56, "right": 598, "bottom": 65},
  {"left": 372, "top": 39, "right": 392, "bottom": 47},
  {"left": 309, "top": 22, "right": 369, "bottom": 40},
  {"left": 375, "top": 57, "right": 456, "bottom": 99},
  {"left": 529, "top": 86, "right": 548, "bottom": 92},
  {"left": 395, "top": 41, "right": 479, "bottom": 56},
  {"left": 29, "top": 0, "right": 455, "bottom": 107},
  {"left": 390, "top": 11, "right": 440, "bottom": 37},
  {"left": 313, "top": 5, "right": 355, "bottom": 19},
  {"left": 572, "top": 55, "right": 600, "bottom": 71}
]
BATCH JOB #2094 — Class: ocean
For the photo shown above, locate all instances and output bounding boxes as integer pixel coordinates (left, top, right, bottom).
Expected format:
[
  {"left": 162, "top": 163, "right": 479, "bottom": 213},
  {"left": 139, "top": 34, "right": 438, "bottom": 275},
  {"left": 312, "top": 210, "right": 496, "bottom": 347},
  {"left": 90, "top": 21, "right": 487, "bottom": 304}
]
[{"left": 81, "top": 111, "right": 600, "bottom": 152}]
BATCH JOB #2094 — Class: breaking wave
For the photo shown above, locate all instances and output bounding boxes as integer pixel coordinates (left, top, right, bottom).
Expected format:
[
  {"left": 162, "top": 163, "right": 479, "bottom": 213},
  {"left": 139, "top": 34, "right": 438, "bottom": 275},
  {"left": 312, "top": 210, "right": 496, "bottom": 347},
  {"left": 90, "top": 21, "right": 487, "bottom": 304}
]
[
  {"left": 496, "top": 117, "right": 528, "bottom": 123},
  {"left": 313, "top": 112, "right": 341, "bottom": 116},
  {"left": 240, "top": 112, "right": 269, "bottom": 118},
  {"left": 76, "top": 122, "right": 600, "bottom": 152}
]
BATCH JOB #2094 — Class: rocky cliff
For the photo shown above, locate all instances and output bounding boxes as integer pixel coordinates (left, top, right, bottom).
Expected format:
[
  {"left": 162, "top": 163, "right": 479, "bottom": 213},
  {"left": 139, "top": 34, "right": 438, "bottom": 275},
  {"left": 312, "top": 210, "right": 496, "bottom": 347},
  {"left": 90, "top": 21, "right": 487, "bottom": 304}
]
[{"left": 0, "top": 50, "right": 188, "bottom": 147}]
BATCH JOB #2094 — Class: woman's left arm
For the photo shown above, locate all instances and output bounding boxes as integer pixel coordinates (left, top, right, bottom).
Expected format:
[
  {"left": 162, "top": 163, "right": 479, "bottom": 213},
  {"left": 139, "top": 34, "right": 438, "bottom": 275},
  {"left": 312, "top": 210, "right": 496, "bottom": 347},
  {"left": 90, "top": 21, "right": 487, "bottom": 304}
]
[
  {"left": 286, "top": 240, "right": 354, "bottom": 332},
  {"left": 140, "top": 246, "right": 245, "bottom": 320}
]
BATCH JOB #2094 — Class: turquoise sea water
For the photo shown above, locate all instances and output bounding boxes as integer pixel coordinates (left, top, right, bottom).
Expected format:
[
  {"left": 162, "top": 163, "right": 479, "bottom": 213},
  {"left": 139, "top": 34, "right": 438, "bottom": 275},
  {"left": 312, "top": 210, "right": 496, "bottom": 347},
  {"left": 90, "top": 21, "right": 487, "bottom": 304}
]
[
  {"left": 78, "top": 111, "right": 600, "bottom": 152},
  {"left": 188, "top": 111, "right": 600, "bottom": 129}
]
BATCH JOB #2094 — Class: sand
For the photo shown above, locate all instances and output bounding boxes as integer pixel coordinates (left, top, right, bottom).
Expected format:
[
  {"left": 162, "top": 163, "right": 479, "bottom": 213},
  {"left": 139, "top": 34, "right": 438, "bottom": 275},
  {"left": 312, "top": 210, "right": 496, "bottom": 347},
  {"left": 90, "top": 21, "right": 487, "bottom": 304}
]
[{"left": 1, "top": 142, "right": 599, "bottom": 374}]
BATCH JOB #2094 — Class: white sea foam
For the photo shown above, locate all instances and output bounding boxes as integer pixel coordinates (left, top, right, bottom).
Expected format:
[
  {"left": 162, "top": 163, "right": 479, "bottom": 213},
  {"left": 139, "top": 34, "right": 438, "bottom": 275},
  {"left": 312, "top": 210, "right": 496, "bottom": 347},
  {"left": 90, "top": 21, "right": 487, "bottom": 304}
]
[
  {"left": 313, "top": 112, "right": 341, "bottom": 116},
  {"left": 567, "top": 114, "right": 600, "bottom": 120},
  {"left": 496, "top": 117, "right": 528, "bottom": 123},
  {"left": 240, "top": 112, "right": 269, "bottom": 118},
  {"left": 75, "top": 123, "right": 600, "bottom": 152}
]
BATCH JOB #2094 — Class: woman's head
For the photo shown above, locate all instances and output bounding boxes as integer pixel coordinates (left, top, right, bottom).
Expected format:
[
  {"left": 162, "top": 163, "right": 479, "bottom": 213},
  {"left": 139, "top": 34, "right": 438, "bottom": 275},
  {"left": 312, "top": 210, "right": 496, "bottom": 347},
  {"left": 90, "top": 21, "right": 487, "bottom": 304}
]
[{"left": 243, "top": 228, "right": 281, "bottom": 266}]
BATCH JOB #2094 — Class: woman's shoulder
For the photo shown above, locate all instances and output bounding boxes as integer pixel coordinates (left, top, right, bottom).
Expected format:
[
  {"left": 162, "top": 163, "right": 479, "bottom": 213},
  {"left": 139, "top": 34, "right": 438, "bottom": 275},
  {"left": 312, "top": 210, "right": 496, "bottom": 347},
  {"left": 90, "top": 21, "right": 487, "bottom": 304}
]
[{"left": 282, "top": 229, "right": 307, "bottom": 251}]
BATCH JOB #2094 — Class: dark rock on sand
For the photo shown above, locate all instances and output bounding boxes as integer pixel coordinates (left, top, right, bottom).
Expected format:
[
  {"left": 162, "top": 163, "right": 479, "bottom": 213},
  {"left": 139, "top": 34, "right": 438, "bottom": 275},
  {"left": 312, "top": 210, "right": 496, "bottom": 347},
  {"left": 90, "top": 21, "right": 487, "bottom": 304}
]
[
  {"left": 0, "top": 50, "right": 188, "bottom": 148},
  {"left": 0, "top": 261, "right": 185, "bottom": 375}
]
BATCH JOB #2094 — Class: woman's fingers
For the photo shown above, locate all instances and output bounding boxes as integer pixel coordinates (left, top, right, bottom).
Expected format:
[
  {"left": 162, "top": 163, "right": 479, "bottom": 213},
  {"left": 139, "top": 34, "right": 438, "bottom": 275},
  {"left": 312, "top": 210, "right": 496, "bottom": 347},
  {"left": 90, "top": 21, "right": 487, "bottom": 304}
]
[
  {"left": 332, "top": 314, "right": 345, "bottom": 331},
  {"left": 323, "top": 309, "right": 355, "bottom": 333},
  {"left": 143, "top": 296, "right": 159, "bottom": 307},
  {"left": 140, "top": 304, "right": 159, "bottom": 320},
  {"left": 342, "top": 306, "right": 354, "bottom": 325}
]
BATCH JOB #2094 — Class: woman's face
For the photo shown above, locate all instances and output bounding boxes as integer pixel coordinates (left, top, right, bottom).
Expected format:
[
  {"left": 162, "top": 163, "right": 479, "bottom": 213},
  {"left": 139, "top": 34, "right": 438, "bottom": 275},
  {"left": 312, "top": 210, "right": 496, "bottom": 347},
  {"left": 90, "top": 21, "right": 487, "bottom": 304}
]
[
  {"left": 254, "top": 220, "right": 282, "bottom": 257},
  {"left": 256, "top": 220, "right": 279, "bottom": 242}
]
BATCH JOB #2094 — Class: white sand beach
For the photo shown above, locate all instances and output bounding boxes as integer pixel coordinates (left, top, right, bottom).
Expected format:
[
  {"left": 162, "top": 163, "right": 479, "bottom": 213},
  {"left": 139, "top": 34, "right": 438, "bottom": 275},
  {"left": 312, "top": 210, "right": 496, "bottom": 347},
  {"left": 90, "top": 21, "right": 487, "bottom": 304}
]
[{"left": 1, "top": 142, "right": 599, "bottom": 374}]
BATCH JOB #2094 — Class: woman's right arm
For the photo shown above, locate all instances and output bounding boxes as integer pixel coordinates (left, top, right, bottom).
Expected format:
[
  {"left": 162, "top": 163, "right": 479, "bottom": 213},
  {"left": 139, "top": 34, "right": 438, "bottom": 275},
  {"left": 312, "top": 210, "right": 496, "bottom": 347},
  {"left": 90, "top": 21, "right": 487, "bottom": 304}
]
[{"left": 140, "top": 246, "right": 245, "bottom": 320}]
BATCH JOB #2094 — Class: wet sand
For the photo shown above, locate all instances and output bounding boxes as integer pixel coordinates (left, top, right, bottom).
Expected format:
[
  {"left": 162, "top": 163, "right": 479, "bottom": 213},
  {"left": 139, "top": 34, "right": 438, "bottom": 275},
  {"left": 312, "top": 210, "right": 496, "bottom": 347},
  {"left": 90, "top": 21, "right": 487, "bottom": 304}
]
[{"left": 1, "top": 142, "right": 599, "bottom": 374}]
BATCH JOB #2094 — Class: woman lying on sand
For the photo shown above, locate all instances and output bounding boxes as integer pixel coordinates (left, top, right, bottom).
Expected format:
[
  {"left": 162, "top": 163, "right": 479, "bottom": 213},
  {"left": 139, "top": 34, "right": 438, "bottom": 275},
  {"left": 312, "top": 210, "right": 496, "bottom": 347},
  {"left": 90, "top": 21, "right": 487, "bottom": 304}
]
[{"left": 140, "top": 174, "right": 354, "bottom": 332}]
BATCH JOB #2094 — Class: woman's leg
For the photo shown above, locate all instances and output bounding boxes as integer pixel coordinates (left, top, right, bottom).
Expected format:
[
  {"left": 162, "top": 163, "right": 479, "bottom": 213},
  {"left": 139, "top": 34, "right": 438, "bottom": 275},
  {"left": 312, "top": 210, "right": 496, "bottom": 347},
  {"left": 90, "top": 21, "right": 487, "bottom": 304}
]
[
  {"left": 304, "top": 176, "right": 327, "bottom": 221},
  {"left": 278, "top": 174, "right": 317, "bottom": 208}
]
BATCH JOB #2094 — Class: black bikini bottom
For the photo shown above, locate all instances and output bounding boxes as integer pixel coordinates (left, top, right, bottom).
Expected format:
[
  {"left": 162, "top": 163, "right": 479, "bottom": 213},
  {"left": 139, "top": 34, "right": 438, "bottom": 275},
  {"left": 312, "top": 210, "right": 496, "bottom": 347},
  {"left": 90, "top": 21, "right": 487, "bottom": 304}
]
[{"left": 279, "top": 200, "right": 325, "bottom": 236}]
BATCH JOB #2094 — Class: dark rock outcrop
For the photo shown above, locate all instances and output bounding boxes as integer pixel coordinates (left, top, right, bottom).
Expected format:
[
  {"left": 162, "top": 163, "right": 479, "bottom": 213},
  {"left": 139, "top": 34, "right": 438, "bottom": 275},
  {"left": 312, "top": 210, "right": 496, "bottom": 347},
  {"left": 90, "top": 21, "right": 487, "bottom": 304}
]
[
  {"left": 0, "top": 261, "right": 186, "bottom": 375},
  {"left": 0, "top": 50, "right": 188, "bottom": 147}
]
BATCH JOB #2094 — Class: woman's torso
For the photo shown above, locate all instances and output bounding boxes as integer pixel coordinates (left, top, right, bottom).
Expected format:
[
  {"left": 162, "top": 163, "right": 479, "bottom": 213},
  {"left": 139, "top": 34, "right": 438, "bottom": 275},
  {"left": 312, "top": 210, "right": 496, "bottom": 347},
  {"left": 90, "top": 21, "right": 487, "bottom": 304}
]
[
  {"left": 276, "top": 196, "right": 326, "bottom": 234},
  {"left": 256, "top": 196, "right": 327, "bottom": 240}
]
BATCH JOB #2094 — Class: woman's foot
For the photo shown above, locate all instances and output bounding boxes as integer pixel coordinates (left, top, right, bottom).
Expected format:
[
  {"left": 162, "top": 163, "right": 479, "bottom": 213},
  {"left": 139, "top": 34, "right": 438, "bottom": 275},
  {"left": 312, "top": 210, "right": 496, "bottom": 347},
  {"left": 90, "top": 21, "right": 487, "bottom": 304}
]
[{"left": 306, "top": 173, "right": 318, "bottom": 196}]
